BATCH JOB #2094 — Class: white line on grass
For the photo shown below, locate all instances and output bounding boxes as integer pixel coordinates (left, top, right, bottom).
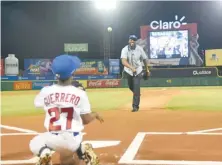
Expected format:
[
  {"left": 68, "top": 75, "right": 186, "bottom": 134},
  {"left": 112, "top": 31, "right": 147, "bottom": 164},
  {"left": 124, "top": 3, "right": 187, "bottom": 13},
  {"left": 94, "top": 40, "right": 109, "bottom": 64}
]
[{"left": 0, "top": 124, "right": 37, "bottom": 133}]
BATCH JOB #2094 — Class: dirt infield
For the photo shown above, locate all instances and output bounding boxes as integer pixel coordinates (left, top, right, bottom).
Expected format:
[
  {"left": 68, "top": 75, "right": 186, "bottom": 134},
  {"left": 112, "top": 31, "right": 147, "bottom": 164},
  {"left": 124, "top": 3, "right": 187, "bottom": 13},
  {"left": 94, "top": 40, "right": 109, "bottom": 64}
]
[
  {"left": 2, "top": 88, "right": 222, "bottom": 165},
  {"left": 136, "top": 135, "right": 222, "bottom": 161}
]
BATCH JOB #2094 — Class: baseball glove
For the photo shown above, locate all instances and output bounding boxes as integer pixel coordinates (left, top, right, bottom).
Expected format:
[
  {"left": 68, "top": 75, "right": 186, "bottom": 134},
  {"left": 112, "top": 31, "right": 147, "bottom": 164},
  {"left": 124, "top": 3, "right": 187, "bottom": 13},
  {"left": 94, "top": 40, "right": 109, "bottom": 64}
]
[
  {"left": 143, "top": 70, "right": 151, "bottom": 80},
  {"left": 72, "top": 80, "right": 86, "bottom": 91}
]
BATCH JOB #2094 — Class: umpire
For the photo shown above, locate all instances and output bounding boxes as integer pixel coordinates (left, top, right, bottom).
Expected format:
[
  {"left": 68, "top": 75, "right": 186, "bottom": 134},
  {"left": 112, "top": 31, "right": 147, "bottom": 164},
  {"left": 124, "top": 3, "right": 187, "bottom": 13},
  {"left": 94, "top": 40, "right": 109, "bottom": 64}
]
[{"left": 121, "top": 35, "right": 150, "bottom": 112}]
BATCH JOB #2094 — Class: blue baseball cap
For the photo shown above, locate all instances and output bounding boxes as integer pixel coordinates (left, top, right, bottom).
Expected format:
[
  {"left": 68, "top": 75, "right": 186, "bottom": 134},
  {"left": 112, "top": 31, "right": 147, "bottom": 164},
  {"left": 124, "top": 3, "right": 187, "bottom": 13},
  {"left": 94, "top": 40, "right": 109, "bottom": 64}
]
[
  {"left": 129, "top": 35, "right": 138, "bottom": 41},
  {"left": 52, "top": 55, "right": 81, "bottom": 80}
]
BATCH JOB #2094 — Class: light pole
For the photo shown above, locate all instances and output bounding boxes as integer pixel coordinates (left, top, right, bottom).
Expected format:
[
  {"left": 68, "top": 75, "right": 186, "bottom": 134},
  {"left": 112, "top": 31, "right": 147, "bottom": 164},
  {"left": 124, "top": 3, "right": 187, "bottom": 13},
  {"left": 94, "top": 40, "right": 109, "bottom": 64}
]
[{"left": 94, "top": 0, "right": 117, "bottom": 61}]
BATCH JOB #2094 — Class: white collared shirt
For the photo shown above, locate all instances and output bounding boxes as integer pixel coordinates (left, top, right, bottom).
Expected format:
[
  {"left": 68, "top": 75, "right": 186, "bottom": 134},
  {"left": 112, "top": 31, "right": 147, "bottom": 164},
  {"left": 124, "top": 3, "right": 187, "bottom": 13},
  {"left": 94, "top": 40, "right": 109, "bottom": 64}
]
[{"left": 121, "top": 45, "right": 148, "bottom": 76}]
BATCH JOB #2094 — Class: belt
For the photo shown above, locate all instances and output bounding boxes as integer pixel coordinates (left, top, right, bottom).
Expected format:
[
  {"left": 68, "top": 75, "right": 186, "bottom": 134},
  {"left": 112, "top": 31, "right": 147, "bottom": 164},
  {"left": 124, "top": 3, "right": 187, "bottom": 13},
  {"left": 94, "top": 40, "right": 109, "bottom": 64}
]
[{"left": 52, "top": 132, "right": 79, "bottom": 136}]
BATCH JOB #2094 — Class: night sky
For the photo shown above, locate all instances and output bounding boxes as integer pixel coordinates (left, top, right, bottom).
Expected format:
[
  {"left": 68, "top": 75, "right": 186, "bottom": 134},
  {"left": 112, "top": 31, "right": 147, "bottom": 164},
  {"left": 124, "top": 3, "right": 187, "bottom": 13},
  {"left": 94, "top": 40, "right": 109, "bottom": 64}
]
[{"left": 1, "top": 1, "right": 222, "bottom": 69}]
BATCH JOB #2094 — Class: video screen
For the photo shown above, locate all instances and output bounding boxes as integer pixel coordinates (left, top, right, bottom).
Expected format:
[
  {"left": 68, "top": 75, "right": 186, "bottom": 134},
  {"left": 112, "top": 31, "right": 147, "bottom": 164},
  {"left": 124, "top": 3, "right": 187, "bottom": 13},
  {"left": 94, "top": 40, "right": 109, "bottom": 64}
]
[{"left": 149, "top": 30, "right": 189, "bottom": 59}]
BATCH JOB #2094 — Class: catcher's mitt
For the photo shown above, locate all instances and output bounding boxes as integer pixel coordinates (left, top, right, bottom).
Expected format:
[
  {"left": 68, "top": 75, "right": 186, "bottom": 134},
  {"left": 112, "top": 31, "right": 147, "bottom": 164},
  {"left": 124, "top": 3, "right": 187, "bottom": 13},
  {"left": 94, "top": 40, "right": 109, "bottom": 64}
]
[{"left": 72, "top": 80, "right": 86, "bottom": 91}]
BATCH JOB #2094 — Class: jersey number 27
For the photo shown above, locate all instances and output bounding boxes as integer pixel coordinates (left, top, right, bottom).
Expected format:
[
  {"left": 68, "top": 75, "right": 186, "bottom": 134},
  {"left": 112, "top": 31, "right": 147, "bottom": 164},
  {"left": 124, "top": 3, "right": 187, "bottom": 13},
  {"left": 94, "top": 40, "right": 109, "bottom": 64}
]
[{"left": 48, "top": 107, "right": 74, "bottom": 131}]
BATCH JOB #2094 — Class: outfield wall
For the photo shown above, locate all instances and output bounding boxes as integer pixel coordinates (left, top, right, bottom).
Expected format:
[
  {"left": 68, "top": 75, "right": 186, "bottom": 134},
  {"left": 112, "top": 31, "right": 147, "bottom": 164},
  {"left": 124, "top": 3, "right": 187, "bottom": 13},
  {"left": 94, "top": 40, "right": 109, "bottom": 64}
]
[
  {"left": 121, "top": 77, "right": 222, "bottom": 87},
  {"left": 1, "top": 67, "right": 221, "bottom": 91},
  {"left": 1, "top": 77, "right": 222, "bottom": 91}
]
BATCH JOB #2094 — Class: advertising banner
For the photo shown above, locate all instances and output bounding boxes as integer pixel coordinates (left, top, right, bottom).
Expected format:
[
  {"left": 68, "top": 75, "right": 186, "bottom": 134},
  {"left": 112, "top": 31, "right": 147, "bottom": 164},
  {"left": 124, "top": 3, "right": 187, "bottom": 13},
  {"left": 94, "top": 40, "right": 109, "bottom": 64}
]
[
  {"left": 0, "top": 75, "right": 119, "bottom": 81},
  {"left": 74, "top": 75, "right": 118, "bottom": 80},
  {"left": 13, "top": 81, "right": 32, "bottom": 90},
  {"left": 75, "top": 59, "right": 109, "bottom": 75},
  {"left": 64, "top": 43, "right": 88, "bottom": 52},
  {"left": 0, "top": 59, "right": 4, "bottom": 76},
  {"left": 109, "top": 59, "right": 120, "bottom": 74},
  {"left": 87, "top": 79, "right": 121, "bottom": 88},
  {"left": 24, "top": 59, "right": 53, "bottom": 77},
  {"left": 1, "top": 76, "right": 18, "bottom": 81},
  {"left": 32, "top": 81, "right": 53, "bottom": 90},
  {"left": 19, "top": 75, "right": 55, "bottom": 80},
  {"left": 205, "top": 49, "right": 222, "bottom": 66},
  {"left": 24, "top": 58, "right": 111, "bottom": 76},
  {"left": 149, "top": 67, "right": 218, "bottom": 78}
]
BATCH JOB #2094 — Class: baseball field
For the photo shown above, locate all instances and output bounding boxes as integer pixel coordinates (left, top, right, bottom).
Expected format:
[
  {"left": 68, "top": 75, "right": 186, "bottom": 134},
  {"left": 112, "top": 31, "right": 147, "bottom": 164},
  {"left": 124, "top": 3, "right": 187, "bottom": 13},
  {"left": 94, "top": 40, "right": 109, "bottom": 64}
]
[{"left": 1, "top": 86, "right": 222, "bottom": 165}]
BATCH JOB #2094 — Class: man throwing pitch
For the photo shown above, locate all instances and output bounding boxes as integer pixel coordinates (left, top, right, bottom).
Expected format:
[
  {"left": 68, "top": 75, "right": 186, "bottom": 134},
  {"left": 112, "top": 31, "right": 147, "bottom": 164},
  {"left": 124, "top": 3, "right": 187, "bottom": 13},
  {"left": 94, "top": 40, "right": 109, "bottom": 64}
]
[
  {"left": 29, "top": 55, "right": 103, "bottom": 165},
  {"left": 121, "top": 35, "right": 150, "bottom": 112}
]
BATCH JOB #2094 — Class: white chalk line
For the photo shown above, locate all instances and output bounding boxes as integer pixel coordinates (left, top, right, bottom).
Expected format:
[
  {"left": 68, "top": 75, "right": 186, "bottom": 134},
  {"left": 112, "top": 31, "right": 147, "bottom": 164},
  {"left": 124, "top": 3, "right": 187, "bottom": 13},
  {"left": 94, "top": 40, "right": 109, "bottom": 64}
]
[
  {"left": 119, "top": 132, "right": 146, "bottom": 163},
  {"left": 0, "top": 124, "right": 38, "bottom": 133},
  {"left": 119, "top": 131, "right": 222, "bottom": 165},
  {"left": 143, "top": 132, "right": 222, "bottom": 135},
  {"left": 0, "top": 130, "right": 88, "bottom": 165},
  {"left": 1, "top": 132, "right": 86, "bottom": 136},
  {"left": 2, "top": 128, "right": 222, "bottom": 165},
  {"left": 1, "top": 132, "right": 40, "bottom": 136},
  {"left": 188, "top": 128, "right": 222, "bottom": 134},
  {"left": 0, "top": 157, "right": 38, "bottom": 164},
  {"left": 122, "top": 160, "right": 222, "bottom": 165},
  {"left": 1, "top": 140, "right": 120, "bottom": 164}
]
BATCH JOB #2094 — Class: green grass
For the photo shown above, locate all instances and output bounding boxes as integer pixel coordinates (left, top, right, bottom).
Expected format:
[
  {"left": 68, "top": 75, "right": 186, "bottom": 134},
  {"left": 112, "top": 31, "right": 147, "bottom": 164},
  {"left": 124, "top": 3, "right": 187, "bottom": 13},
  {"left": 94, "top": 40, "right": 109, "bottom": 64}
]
[
  {"left": 1, "top": 91, "right": 43, "bottom": 116},
  {"left": 2, "top": 87, "right": 222, "bottom": 116},
  {"left": 166, "top": 88, "right": 222, "bottom": 111},
  {"left": 87, "top": 89, "right": 131, "bottom": 111},
  {"left": 1, "top": 89, "right": 131, "bottom": 117}
]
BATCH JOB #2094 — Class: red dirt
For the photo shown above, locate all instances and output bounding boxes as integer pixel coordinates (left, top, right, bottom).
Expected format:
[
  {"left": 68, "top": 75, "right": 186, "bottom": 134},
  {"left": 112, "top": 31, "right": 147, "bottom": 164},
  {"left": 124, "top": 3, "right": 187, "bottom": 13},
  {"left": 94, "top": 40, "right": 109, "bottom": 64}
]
[
  {"left": 136, "top": 135, "right": 222, "bottom": 161},
  {"left": 2, "top": 88, "right": 222, "bottom": 165}
]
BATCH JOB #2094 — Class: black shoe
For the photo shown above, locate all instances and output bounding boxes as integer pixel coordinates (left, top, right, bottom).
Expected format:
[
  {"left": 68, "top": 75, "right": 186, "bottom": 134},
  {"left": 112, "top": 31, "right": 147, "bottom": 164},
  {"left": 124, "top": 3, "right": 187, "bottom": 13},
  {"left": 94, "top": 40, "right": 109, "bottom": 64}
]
[{"left": 132, "top": 108, "right": 139, "bottom": 112}]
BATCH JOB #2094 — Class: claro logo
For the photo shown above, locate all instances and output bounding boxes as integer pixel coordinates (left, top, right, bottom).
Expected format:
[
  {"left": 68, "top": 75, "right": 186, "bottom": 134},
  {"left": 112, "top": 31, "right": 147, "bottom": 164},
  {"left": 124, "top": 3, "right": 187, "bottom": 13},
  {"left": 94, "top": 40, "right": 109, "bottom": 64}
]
[
  {"left": 150, "top": 15, "right": 187, "bottom": 30},
  {"left": 193, "top": 70, "right": 212, "bottom": 75}
]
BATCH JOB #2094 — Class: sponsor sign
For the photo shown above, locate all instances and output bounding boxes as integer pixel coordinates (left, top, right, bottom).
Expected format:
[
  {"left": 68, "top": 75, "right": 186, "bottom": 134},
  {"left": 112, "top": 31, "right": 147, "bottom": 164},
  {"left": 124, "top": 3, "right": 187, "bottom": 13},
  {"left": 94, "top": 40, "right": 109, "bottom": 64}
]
[
  {"left": 75, "top": 59, "right": 109, "bottom": 75},
  {"left": 13, "top": 81, "right": 32, "bottom": 90},
  {"left": 32, "top": 81, "right": 53, "bottom": 90},
  {"left": 64, "top": 43, "right": 88, "bottom": 52},
  {"left": 150, "top": 15, "right": 187, "bottom": 30},
  {"left": 1, "top": 76, "right": 18, "bottom": 81},
  {"left": 109, "top": 59, "right": 120, "bottom": 74},
  {"left": 24, "top": 59, "right": 53, "bottom": 76},
  {"left": 192, "top": 70, "right": 212, "bottom": 76},
  {"left": 87, "top": 80, "right": 121, "bottom": 88},
  {"left": 205, "top": 49, "right": 222, "bottom": 66},
  {"left": 0, "top": 75, "right": 119, "bottom": 81},
  {"left": 149, "top": 67, "right": 217, "bottom": 78}
]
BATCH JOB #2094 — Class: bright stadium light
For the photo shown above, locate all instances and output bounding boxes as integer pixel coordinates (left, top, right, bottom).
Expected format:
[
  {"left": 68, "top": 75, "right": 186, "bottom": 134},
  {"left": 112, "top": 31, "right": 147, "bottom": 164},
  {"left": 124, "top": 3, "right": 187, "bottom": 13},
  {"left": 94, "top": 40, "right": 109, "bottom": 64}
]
[{"left": 94, "top": 0, "right": 117, "bottom": 10}]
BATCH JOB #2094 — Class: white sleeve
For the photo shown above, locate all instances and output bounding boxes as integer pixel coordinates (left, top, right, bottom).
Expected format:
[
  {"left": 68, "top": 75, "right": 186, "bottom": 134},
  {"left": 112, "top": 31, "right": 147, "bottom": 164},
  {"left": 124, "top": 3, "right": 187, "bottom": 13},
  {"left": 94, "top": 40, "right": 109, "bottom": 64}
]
[
  {"left": 79, "top": 92, "right": 91, "bottom": 114},
  {"left": 120, "top": 47, "right": 127, "bottom": 59},
  {"left": 34, "top": 87, "right": 47, "bottom": 108}
]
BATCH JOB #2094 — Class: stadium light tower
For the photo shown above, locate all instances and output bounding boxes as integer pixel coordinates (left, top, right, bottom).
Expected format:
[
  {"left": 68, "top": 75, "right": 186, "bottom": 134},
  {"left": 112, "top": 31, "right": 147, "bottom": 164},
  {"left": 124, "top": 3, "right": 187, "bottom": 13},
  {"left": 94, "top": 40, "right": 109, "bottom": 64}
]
[
  {"left": 94, "top": 0, "right": 117, "bottom": 10},
  {"left": 94, "top": 0, "right": 117, "bottom": 60}
]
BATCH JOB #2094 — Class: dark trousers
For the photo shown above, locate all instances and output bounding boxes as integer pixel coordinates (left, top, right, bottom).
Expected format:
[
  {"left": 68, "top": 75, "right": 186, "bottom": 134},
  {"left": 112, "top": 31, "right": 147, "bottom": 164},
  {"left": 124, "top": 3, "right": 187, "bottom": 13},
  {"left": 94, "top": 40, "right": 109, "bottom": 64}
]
[{"left": 125, "top": 72, "right": 142, "bottom": 109}]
